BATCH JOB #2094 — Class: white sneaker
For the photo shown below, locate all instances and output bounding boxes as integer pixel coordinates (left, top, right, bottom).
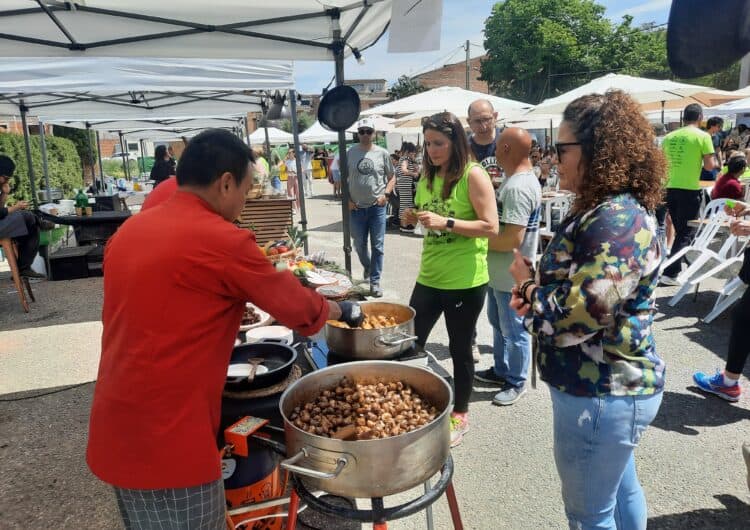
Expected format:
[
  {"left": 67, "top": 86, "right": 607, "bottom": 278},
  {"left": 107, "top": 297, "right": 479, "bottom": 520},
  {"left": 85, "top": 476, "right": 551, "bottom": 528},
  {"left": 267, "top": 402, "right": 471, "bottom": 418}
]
[{"left": 471, "top": 343, "right": 481, "bottom": 363}]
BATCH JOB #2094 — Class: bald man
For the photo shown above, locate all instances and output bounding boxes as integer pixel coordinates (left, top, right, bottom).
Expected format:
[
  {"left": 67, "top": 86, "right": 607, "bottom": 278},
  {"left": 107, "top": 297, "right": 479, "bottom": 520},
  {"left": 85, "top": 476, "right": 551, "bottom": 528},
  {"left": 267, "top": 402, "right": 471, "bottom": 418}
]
[
  {"left": 468, "top": 99, "right": 503, "bottom": 188},
  {"left": 474, "top": 127, "right": 541, "bottom": 406}
]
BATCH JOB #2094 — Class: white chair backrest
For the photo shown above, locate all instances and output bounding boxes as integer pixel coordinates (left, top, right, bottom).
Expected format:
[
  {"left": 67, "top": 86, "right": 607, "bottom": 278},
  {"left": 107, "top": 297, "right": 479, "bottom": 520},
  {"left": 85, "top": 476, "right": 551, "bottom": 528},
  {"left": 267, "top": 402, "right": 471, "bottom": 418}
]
[
  {"left": 543, "top": 196, "right": 572, "bottom": 229},
  {"left": 692, "top": 198, "right": 728, "bottom": 248}
]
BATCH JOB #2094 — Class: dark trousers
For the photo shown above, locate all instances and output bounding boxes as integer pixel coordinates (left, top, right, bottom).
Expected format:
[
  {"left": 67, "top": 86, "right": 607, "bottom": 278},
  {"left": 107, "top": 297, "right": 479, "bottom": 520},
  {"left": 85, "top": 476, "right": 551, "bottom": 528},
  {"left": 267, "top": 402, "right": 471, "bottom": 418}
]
[
  {"left": 664, "top": 188, "right": 702, "bottom": 278},
  {"left": 409, "top": 282, "right": 487, "bottom": 413},
  {"left": 15, "top": 211, "right": 40, "bottom": 271},
  {"left": 727, "top": 287, "right": 750, "bottom": 374}
]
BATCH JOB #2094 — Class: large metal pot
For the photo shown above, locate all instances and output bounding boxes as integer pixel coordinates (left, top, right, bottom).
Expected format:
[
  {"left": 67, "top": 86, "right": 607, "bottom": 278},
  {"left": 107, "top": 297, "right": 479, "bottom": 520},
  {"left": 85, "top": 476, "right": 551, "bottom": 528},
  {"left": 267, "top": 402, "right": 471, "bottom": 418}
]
[
  {"left": 325, "top": 301, "right": 418, "bottom": 359},
  {"left": 279, "top": 361, "right": 452, "bottom": 498}
]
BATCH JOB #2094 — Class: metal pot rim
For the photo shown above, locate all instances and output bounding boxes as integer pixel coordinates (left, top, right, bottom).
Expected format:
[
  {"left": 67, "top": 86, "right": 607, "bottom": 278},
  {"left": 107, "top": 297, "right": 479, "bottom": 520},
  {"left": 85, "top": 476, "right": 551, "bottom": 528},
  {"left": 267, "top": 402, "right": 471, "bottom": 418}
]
[{"left": 279, "top": 360, "right": 453, "bottom": 444}]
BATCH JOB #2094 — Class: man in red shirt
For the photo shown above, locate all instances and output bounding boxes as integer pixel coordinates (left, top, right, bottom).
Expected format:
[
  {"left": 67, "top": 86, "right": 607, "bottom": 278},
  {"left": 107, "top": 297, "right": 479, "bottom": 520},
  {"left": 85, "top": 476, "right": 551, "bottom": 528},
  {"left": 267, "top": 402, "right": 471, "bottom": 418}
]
[
  {"left": 87, "top": 129, "right": 361, "bottom": 529},
  {"left": 141, "top": 175, "right": 177, "bottom": 211}
]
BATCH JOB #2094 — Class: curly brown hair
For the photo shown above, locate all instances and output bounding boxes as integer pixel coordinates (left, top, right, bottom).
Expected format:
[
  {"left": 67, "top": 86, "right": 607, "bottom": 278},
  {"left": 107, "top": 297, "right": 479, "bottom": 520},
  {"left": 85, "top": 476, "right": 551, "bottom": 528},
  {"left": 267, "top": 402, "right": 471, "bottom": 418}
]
[{"left": 562, "top": 90, "right": 666, "bottom": 212}]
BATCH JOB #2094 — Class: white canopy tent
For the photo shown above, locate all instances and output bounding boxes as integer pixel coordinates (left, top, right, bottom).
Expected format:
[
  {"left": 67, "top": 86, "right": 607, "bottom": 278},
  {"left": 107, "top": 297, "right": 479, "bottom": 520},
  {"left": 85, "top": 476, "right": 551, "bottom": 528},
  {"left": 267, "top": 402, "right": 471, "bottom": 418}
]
[
  {"left": 247, "top": 126, "right": 293, "bottom": 145},
  {"left": 0, "top": 0, "right": 396, "bottom": 271},
  {"left": 527, "top": 73, "right": 716, "bottom": 117},
  {"left": 708, "top": 97, "right": 750, "bottom": 115},
  {"left": 299, "top": 121, "right": 354, "bottom": 144},
  {"left": 0, "top": 1, "right": 391, "bottom": 60},
  {"left": 362, "top": 86, "right": 532, "bottom": 119},
  {"left": 46, "top": 116, "right": 246, "bottom": 132}
]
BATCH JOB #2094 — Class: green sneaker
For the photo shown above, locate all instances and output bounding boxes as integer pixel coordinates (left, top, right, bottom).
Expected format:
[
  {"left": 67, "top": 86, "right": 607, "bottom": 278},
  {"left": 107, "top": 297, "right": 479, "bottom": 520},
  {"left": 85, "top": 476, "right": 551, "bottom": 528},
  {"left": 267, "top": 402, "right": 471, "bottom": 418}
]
[{"left": 449, "top": 414, "right": 469, "bottom": 448}]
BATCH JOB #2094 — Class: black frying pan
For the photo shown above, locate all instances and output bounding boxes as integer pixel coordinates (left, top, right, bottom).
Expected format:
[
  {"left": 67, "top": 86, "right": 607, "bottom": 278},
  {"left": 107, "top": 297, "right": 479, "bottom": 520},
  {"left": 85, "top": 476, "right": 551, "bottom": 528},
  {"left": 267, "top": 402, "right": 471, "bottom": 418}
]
[
  {"left": 226, "top": 341, "right": 297, "bottom": 390},
  {"left": 318, "top": 85, "right": 361, "bottom": 131}
]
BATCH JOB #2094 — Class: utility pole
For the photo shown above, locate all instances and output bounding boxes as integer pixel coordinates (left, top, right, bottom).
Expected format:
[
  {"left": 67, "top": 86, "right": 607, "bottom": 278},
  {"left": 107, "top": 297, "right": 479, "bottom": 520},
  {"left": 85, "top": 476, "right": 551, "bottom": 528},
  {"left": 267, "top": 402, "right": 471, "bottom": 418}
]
[{"left": 465, "top": 39, "right": 470, "bottom": 90}]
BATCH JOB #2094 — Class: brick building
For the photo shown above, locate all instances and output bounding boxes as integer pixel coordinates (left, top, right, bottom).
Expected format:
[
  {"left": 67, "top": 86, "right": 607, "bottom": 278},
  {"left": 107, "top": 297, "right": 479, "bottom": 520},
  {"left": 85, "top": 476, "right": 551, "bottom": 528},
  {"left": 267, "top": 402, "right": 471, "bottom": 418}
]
[{"left": 412, "top": 55, "right": 490, "bottom": 94}]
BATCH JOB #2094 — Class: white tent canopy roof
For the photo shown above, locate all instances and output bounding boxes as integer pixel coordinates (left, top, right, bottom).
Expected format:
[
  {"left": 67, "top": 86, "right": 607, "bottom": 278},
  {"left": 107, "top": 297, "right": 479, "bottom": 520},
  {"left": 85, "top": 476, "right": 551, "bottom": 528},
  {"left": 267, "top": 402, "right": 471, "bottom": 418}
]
[
  {"left": 248, "top": 126, "right": 293, "bottom": 145},
  {"left": 528, "top": 73, "right": 715, "bottom": 117},
  {"left": 0, "top": 1, "right": 392, "bottom": 61},
  {"left": 45, "top": 116, "right": 245, "bottom": 132},
  {"left": 361, "top": 86, "right": 532, "bottom": 118},
  {"left": 299, "top": 121, "right": 354, "bottom": 144},
  {"left": 708, "top": 96, "right": 750, "bottom": 115}
]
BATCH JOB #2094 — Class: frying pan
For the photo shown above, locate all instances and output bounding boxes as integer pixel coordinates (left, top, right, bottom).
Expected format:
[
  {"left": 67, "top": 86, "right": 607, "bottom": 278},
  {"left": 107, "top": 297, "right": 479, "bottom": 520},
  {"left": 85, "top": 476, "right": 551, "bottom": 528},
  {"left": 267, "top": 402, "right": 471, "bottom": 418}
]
[
  {"left": 226, "top": 341, "right": 297, "bottom": 390},
  {"left": 318, "top": 85, "right": 361, "bottom": 131}
]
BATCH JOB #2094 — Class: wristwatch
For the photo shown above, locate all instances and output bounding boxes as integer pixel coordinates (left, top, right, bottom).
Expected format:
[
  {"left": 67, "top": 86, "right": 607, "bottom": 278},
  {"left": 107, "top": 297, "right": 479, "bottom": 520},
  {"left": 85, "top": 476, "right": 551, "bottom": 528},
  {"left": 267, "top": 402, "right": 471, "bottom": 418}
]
[{"left": 445, "top": 217, "right": 455, "bottom": 232}]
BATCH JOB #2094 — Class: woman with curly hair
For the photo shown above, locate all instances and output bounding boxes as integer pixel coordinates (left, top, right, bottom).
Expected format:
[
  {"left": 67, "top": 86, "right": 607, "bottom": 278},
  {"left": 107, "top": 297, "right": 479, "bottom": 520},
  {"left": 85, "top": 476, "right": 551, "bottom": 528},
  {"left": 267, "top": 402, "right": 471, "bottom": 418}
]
[{"left": 509, "top": 90, "right": 666, "bottom": 530}]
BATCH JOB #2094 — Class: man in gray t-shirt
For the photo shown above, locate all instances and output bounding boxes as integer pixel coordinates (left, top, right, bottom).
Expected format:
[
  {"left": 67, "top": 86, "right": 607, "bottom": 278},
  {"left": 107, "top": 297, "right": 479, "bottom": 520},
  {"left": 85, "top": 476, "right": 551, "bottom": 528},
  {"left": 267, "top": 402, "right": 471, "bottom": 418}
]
[
  {"left": 474, "top": 128, "right": 541, "bottom": 406},
  {"left": 346, "top": 118, "right": 395, "bottom": 297}
]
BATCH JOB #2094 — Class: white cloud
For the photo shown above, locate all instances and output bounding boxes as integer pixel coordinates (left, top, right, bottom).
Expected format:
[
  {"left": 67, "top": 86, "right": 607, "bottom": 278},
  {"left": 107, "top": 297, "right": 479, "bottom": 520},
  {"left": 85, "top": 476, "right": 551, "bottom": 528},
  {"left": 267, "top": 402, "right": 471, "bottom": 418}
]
[{"left": 611, "top": 0, "right": 672, "bottom": 20}]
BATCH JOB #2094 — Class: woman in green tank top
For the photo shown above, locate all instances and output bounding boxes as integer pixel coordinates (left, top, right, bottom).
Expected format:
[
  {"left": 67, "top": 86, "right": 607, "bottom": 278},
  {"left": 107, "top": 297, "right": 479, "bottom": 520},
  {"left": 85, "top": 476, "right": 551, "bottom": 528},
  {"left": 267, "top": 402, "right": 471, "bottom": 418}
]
[{"left": 402, "top": 112, "right": 498, "bottom": 447}]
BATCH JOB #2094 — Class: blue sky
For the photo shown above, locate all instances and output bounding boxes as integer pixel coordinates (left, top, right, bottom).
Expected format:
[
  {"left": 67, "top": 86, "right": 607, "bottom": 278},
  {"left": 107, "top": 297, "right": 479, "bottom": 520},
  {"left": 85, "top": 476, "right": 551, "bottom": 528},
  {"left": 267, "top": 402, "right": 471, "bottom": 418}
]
[{"left": 294, "top": 0, "right": 673, "bottom": 94}]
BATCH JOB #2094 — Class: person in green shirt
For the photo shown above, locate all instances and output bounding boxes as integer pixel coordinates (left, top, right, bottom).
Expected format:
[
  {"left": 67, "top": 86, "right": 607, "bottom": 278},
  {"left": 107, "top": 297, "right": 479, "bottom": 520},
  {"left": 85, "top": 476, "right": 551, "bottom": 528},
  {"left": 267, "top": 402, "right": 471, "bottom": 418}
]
[
  {"left": 661, "top": 103, "right": 716, "bottom": 283},
  {"left": 402, "top": 111, "right": 498, "bottom": 447}
]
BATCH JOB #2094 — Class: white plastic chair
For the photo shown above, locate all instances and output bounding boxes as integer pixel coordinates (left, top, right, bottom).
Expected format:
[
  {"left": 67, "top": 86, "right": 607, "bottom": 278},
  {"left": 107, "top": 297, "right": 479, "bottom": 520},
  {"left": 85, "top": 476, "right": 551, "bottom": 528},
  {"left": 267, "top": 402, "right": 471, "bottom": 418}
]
[
  {"left": 704, "top": 276, "right": 747, "bottom": 323},
  {"left": 668, "top": 235, "right": 747, "bottom": 306},
  {"left": 660, "top": 198, "right": 728, "bottom": 282}
]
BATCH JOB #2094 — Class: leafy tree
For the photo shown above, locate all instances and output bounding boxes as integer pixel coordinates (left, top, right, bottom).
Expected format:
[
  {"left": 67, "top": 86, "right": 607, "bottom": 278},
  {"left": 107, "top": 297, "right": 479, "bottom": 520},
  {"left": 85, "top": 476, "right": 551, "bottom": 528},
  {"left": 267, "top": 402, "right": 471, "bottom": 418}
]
[
  {"left": 0, "top": 132, "right": 82, "bottom": 203},
  {"left": 387, "top": 75, "right": 427, "bottom": 101},
  {"left": 277, "top": 111, "right": 314, "bottom": 134},
  {"left": 52, "top": 125, "right": 98, "bottom": 180}
]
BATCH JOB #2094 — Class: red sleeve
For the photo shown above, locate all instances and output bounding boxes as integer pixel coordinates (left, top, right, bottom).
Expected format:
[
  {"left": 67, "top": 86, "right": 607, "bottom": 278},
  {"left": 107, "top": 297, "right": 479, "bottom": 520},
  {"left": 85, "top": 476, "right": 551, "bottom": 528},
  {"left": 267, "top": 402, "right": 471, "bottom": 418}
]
[{"left": 218, "top": 229, "right": 330, "bottom": 336}]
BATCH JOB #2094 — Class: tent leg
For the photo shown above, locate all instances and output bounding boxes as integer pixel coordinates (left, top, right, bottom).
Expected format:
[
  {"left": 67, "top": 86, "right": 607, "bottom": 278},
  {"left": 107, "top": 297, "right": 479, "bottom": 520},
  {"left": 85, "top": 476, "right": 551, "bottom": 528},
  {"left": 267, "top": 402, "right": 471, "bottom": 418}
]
[
  {"left": 289, "top": 89, "right": 309, "bottom": 255},
  {"left": 118, "top": 131, "right": 130, "bottom": 180},
  {"left": 19, "top": 102, "right": 38, "bottom": 209},
  {"left": 334, "top": 43, "right": 353, "bottom": 275},
  {"left": 264, "top": 123, "right": 272, "bottom": 161},
  {"left": 39, "top": 120, "right": 51, "bottom": 196},
  {"left": 245, "top": 117, "right": 251, "bottom": 147},
  {"left": 139, "top": 139, "right": 146, "bottom": 175},
  {"left": 661, "top": 100, "right": 665, "bottom": 126},
  {"left": 86, "top": 123, "right": 97, "bottom": 190},
  {"left": 96, "top": 131, "right": 105, "bottom": 186}
]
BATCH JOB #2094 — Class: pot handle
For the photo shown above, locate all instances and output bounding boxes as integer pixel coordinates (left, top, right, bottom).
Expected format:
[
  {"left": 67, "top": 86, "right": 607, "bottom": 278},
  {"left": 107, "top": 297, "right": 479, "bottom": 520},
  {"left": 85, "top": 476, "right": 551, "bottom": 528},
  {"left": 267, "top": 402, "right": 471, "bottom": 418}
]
[
  {"left": 280, "top": 448, "right": 348, "bottom": 480},
  {"left": 378, "top": 331, "right": 418, "bottom": 347}
]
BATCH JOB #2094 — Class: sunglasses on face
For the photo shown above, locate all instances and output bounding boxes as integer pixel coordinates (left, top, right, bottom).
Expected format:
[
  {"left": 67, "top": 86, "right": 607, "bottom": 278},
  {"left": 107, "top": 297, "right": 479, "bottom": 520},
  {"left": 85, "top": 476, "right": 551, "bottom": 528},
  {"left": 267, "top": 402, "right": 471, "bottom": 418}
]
[
  {"left": 554, "top": 142, "right": 581, "bottom": 162},
  {"left": 422, "top": 112, "right": 455, "bottom": 136},
  {"left": 358, "top": 129, "right": 374, "bottom": 135},
  {"left": 469, "top": 116, "right": 494, "bottom": 126}
]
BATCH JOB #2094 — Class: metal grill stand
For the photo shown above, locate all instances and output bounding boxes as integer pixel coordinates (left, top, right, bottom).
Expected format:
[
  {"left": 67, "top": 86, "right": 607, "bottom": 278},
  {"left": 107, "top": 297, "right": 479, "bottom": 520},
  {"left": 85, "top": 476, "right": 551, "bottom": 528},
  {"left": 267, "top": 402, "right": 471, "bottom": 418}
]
[{"left": 286, "top": 454, "right": 463, "bottom": 530}]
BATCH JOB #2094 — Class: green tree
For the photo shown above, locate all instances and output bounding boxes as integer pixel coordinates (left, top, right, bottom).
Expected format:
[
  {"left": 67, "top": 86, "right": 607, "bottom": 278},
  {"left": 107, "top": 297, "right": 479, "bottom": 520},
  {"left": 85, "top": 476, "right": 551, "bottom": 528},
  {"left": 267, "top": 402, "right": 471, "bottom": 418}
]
[
  {"left": 387, "top": 75, "right": 427, "bottom": 101},
  {"left": 278, "top": 111, "right": 314, "bottom": 134},
  {"left": 52, "top": 125, "right": 98, "bottom": 180},
  {"left": 0, "top": 132, "right": 82, "bottom": 203}
]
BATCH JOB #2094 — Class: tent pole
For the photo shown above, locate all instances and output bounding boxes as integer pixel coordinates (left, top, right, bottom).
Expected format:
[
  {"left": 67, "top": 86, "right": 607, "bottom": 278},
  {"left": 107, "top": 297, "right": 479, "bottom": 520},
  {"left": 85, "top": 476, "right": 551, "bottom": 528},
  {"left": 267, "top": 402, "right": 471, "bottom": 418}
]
[
  {"left": 139, "top": 139, "right": 146, "bottom": 175},
  {"left": 19, "top": 102, "right": 38, "bottom": 209},
  {"left": 549, "top": 118, "right": 553, "bottom": 148},
  {"left": 334, "top": 38, "right": 352, "bottom": 274},
  {"left": 38, "top": 120, "right": 51, "bottom": 197},
  {"left": 263, "top": 123, "right": 272, "bottom": 160},
  {"left": 245, "top": 117, "right": 251, "bottom": 146},
  {"left": 96, "top": 131, "right": 104, "bottom": 185},
  {"left": 289, "top": 89, "right": 309, "bottom": 254},
  {"left": 85, "top": 123, "right": 97, "bottom": 190},
  {"left": 118, "top": 131, "right": 129, "bottom": 180},
  {"left": 661, "top": 100, "right": 665, "bottom": 125}
]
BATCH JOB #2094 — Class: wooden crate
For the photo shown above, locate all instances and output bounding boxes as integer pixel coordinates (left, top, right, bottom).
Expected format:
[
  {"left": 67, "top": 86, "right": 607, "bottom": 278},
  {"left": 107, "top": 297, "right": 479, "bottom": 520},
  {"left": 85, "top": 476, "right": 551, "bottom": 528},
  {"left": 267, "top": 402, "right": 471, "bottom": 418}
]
[{"left": 237, "top": 198, "right": 294, "bottom": 245}]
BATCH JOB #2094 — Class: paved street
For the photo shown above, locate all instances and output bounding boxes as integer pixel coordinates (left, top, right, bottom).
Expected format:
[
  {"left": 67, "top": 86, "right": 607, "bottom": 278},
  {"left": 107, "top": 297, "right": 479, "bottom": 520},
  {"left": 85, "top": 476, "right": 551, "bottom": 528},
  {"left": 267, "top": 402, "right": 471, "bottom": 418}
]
[{"left": 1, "top": 180, "right": 749, "bottom": 529}]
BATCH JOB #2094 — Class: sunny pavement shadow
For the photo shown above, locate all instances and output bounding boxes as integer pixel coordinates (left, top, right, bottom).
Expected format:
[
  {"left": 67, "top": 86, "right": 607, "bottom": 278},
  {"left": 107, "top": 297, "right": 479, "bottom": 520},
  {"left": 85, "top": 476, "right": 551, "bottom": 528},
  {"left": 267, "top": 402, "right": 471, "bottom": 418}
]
[
  {"left": 650, "top": 390, "right": 750, "bottom": 436},
  {"left": 647, "top": 494, "right": 750, "bottom": 529}
]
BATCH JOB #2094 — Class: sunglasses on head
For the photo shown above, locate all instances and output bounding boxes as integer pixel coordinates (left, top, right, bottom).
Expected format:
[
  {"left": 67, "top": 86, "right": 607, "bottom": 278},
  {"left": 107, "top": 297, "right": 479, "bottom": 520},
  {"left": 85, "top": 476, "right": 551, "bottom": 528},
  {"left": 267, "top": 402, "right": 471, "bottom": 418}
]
[
  {"left": 554, "top": 142, "right": 581, "bottom": 162},
  {"left": 421, "top": 112, "right": 455, "bottom": 136},
  {"left": 358, "top": 128, "right": 374, "bottom": 135}
]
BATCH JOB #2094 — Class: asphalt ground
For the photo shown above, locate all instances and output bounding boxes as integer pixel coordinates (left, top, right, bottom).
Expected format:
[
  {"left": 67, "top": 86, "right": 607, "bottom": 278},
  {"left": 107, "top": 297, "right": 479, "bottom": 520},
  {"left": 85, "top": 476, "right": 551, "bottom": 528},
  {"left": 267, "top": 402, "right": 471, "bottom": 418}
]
[{"left": 1, "top": 180, "right": 749, "bottom": 529}]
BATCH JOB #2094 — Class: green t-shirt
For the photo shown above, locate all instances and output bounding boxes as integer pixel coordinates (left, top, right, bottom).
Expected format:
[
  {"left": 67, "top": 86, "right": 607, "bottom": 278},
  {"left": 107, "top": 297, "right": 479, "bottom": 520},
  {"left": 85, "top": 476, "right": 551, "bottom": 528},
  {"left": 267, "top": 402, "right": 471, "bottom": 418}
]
[
  {"left": 662, "top": 126, "right": 715, "bottom": 190},
  {"left": 414, "top": 162, "right": 489, "bottom": 290}
]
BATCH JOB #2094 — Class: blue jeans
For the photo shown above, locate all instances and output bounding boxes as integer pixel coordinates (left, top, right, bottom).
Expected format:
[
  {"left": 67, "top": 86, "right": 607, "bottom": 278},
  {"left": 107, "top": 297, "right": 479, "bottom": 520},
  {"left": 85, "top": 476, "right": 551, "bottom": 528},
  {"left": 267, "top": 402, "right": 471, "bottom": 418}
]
[
  {"left": 350, "top": 204, "right": 386, "bottom": 285},
  {"left": 549, "top": 387, "right": 663, "bottom": 530},
  {"left": 486, "top": 289, "right": 530, "bottom": 387}
]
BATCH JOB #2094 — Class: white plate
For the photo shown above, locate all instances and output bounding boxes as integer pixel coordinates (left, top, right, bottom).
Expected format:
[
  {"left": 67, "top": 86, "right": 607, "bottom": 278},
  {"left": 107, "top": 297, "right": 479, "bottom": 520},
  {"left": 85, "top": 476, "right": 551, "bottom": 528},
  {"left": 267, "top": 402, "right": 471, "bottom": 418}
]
[
  {"left": 244, "top": 325, "right": 293, "bottom": 345},
  {"left": 239, "top": 303, "right": 273, "bottom": 331},
  {"left": 227, "top": 363, "right": 269, "bottom": 378},
  {"left": 305, "top": 270, "right": 336, "bottom": 286}
]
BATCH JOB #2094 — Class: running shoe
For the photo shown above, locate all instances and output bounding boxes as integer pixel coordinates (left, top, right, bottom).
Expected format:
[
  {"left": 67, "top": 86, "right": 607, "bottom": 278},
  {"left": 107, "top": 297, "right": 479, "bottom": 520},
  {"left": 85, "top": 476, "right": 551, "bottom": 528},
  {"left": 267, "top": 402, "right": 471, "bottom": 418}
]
[{"left": 693, "top": 371, "right": 741, "bottom": 402}]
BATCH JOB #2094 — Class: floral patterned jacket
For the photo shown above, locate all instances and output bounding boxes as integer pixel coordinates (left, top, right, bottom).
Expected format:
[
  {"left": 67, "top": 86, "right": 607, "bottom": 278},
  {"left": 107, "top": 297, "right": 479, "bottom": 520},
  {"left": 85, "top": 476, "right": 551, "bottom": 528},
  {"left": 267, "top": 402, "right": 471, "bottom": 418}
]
[{"left": 527, "top": 193, "right": 665, "bottom": 397}]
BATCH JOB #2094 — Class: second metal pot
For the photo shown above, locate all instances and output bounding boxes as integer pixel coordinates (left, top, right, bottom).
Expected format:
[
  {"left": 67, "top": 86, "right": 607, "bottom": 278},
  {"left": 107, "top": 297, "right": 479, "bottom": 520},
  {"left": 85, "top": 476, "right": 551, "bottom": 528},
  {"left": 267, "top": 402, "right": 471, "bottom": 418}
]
[
  {"left": 279, "top": 361, "right": 452, "bottom": 498},
  {"left": 325, "top": 301, "right": 418, "bottom": 359}
]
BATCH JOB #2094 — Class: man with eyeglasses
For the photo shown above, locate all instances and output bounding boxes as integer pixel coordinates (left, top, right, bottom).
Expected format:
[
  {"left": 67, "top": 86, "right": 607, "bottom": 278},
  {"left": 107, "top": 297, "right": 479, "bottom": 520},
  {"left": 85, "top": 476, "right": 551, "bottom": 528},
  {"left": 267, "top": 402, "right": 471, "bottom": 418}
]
[
  {"left": 468, "top": 99, "right": 503, "bottom": 189},
  {"left": 347, "top": 117, "right": 395, "bottom": 297}
]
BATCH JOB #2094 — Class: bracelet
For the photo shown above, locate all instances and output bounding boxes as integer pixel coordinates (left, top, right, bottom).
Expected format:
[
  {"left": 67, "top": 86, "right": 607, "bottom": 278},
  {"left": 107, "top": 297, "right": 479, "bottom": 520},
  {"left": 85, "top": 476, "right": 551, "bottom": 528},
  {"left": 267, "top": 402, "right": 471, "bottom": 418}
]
[{"left": 518, "top": 279, "right": 535, "bottom": 303}]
